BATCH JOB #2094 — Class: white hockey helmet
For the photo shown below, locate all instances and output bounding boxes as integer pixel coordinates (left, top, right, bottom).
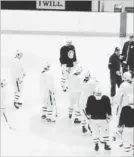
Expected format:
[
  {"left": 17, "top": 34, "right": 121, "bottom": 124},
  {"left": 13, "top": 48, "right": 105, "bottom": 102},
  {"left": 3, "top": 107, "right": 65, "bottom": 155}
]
[
  {"left": 66, "top": 38, "right": 72, "bottom": 45},
  {"left": 15, "top": 49, "right": 23, "bottom": 57},
  {"left": 1, "top": 78, "right": 6, "bottom": 87},
  {"left": 94, "top": 86, "right": 103, "bottom": 100},
  {"left": 123, "top": 72, "right": 132, "bottom": 81},
  {"left": 44, "top": 61, "right": 50, "bottom": 71}
]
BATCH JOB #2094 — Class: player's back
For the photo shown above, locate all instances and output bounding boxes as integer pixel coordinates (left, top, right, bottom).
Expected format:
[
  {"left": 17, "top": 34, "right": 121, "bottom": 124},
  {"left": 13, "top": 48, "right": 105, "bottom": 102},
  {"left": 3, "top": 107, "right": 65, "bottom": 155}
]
[
  {"left": 119, "top": 105, "right": 134, "bottom": 127},
  {"left": 86, "top": 95, "right": 111, "bottom": 119}
]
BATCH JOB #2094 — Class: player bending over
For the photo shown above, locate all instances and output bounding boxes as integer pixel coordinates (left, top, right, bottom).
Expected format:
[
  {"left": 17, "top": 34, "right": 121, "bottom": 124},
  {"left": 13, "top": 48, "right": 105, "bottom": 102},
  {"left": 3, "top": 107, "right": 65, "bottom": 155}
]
[
  {"left": 40, "top": 62, "right": 57, "bottom": 123},
  {"left": 85, "top": 87, "right": 112, "bottom": 151},
  {"left": 11, "top": 50, "right": 25, "bottom": 109},
  {"left": 59, "top": 39, "right": 77, "bottom": 92}
]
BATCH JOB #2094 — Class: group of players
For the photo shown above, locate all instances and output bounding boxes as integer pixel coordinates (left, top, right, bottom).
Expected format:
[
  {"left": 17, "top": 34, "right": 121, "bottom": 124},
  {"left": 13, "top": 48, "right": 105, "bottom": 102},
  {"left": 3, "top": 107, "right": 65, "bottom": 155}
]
[{"left": 1, "top": 38, "right": 134, "bottom": 154}]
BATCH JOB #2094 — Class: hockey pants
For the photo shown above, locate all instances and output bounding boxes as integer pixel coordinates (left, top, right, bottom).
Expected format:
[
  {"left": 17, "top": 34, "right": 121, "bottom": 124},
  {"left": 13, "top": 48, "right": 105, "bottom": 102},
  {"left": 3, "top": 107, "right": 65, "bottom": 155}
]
[
  {"left": 41, "top": 90, "right": 55, "bottom": 121},
  {"left": 91, "top": 120, "right": 110, "bottom": 145},
  {"left": 68, "top": 92, "right": 81, "bottom": 119},
  {"left": 61, "top": 67, "right": 74, "bottom": 90},
  {"left": 122, "top": 127, "right": 134, "bottom": 153}
]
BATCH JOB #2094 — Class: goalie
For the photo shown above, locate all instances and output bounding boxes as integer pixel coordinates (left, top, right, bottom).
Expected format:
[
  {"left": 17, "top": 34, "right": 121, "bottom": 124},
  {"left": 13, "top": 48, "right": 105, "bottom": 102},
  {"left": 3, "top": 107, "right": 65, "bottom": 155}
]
[{"left": 40, "top": 62, "right": 57, "bottom": 123}]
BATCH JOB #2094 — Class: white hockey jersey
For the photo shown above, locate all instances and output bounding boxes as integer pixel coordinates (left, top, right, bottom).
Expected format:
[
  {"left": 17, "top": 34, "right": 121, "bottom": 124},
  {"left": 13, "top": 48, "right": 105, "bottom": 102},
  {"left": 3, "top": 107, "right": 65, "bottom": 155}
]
[
  {"left": 40, "top": 70, "right": 55, "bottom": 94},
  {"left": 79, "top": 78, "right": 98, "bottom": 109},
  {"left": 11, "top": 58, "right": 24, "bottom": 82},
  {"left": 114, "top": 80, "right": 133, "bottom": 108}
]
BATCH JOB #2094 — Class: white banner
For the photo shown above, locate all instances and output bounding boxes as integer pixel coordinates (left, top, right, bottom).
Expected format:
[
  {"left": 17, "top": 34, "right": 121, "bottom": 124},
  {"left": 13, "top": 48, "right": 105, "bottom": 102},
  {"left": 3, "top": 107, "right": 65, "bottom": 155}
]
[{"left": 36, "top": 0, "right": 65, "bottom": 10}]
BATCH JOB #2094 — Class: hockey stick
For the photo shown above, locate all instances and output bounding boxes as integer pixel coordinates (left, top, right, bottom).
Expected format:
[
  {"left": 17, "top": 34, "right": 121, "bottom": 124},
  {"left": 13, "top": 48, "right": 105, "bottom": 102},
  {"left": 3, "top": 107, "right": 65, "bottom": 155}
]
[
  {"left": 2, "top": 112, "right": 12, "bottom": 129},
  {"left": 49, "top": 90, "right": 58, "bottom": 117},
  {"left": 82, "top": 109, "right": 92, "bottom": 133},
  {"left": 16, "top": 80, "right": 20, "bottom": 92}
]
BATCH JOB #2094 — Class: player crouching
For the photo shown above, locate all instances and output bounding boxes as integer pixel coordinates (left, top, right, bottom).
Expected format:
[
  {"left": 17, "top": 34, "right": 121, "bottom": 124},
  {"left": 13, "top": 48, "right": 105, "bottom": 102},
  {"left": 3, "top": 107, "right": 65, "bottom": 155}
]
[
  {"left": 40, "top": 62, "right": 57, "bottom": 124},
  {"left": 118, "top": 94, "right": 134, "bottom": 155},
  {"left": 85, "top": 87, "right": 112, "bottom": 151}
]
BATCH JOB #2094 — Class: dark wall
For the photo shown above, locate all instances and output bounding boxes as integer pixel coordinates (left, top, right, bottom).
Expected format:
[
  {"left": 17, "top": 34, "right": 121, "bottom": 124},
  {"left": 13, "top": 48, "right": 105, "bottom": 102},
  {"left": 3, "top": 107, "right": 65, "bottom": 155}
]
[{"left": 1, "top": 0, "right": 92, "bottom": 12}]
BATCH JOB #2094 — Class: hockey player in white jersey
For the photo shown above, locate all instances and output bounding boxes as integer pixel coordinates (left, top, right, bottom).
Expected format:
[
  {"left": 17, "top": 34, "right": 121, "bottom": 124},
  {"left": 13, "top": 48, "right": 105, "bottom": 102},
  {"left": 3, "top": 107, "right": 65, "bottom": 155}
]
[
  {"left": 11, "top": 50, "right": 25, "bottom": 109},
  {"left": 1, "top": 78, "right": 7, "bottom": 108},
  {"left": 68, "top": 64, "right": 83, "bottom": 124},
  {"left": 113, "top": 72, "right": 133, "bottom": 123},
  {"left": 40, "top": 62, "right": 56, "bottom": 123},
  {"left": 118, "top": 94, "right": 134, "bottom": 155},
  {"left": 85, "top": 87, "right": 112, "bottom": 151},
  {"left": 79, "top": 70, "right": 98, "bottom": 134}
]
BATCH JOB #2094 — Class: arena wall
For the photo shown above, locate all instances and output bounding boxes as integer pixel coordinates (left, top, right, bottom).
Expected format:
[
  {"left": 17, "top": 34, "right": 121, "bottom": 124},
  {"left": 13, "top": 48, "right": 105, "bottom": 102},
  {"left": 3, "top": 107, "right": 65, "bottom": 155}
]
[{"left": 1, "top": 10, "right": 133, "bottom": 36}]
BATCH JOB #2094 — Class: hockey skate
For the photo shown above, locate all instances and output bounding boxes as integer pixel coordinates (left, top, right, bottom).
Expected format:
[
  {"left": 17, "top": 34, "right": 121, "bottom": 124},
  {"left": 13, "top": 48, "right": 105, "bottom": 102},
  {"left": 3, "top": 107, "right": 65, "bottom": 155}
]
[
  {"left": 46, "top": 118, "right": 56, "bottom": 124},
  {"left": 82, "top": 126, "right": 88, "bottom": 135},
  {"left": 69, "top": 114, "right": 72, "bottom": 119},
  {"left": 14, "top": 102, "right": 20, "bottom": 109},
  {"left": 104, "top": 143, "right": 111, "bottom": 150},
  {"left": 41, "top": 115, "right": 47, "bottom": 120},
  {"left": 74, "top": 118, "right": 81, "bottom": 125},
  {"left": 94, "top": 143, "right": 99, "bottom": 151}
]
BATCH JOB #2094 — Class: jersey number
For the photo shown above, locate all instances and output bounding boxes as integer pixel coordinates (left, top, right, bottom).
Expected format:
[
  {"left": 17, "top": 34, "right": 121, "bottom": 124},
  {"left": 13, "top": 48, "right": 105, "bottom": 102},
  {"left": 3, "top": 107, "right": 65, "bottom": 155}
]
[{"left": 68, "top": 50, "right": 74, "bottom": 59}]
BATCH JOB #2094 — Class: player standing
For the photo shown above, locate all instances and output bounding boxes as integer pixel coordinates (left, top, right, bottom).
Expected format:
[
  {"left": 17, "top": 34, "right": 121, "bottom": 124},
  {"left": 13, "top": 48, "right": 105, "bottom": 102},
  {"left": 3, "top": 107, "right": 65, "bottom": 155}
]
[
  {"left": 79, "top": 70, "right": 98, "bottom": 135},
  {"left": 67, "top": 65, "right": 83, "bottom": 124},
  {"left": 59, "top": 39, "right": 77, "bottom": 92},
  {"left": 85, "top": 87, "right": 112, "bottom": 151},
  {"left": 40, "top": 62, "right": 57, "bottom": 123},
  {"left": 118, "top": 94, "right": 134, "bottom": 155},
  {"left": 11, "top": 50, "right": 25, "bottom": 109}
]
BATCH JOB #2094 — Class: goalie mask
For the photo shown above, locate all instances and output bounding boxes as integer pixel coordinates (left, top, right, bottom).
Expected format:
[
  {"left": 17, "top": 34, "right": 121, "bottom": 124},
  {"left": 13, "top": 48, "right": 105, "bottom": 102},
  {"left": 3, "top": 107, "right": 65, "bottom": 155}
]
[{"left": 94, "top": 87, "right": 102, "bottom": 100}]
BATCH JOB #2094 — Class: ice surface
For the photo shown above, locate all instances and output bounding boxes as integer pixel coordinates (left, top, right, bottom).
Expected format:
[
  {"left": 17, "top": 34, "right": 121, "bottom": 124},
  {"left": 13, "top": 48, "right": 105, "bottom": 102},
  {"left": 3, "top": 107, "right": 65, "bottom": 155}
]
[{"left": 1, "top": 35, "right": 132, "bottom": 156}]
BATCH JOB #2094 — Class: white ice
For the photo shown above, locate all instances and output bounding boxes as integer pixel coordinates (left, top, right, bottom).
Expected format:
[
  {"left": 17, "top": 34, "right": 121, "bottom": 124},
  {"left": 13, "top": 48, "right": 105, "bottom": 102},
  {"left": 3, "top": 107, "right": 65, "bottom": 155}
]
[{"left": 1, "top": 35, "right": 133, "bottom": 156}]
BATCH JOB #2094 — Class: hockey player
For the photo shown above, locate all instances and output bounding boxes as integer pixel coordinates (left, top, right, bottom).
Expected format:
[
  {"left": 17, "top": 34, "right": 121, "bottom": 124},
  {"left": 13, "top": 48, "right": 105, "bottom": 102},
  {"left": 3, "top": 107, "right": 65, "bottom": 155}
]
[
  {"left": 114, "top": 71, "right": 133, "bottom": 118},
  {"left": 59, "top": 39, "right": 77, "bottom": 92},
  {"left": 40, "top": 62, "right": 56, "bottom": 123},
  {"left": 11, "top": 50, "right": 25, "bottom": 109},
  {"left": 118, "top": 94, "right": 134, "bottom": 155},
  {"left": 79, "top": 71, "right": 98, "bottom": 135},
  {"left": 68, "top": 65, "right": 83, "bottom": 124},
  {"left": 1, "top": 78, "right": 7, "bottom": 108},
  {"left": 85, "top": 87, "right": 112, "bottom": 151}
]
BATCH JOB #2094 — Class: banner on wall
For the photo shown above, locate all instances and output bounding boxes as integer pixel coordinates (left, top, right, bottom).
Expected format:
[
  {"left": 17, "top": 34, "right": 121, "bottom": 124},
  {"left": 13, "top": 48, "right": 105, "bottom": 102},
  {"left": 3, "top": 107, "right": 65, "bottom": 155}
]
[{"left": 36, "top": 0, "right": 65, "bottom": 10}]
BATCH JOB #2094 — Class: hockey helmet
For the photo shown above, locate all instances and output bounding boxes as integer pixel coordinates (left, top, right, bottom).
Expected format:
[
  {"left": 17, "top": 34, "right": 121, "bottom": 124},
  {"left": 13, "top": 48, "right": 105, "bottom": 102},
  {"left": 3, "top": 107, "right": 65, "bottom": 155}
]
[
  {"left": 123, "top": 72, "right": 132, "bottom": 81},
  {"left": 44, "top": 61, "right": 50, "bottom": 71},
  {"left": 1, "top": 78, "right": 6, "bottom": 87},
  {"left": 15, "top": 49, "right": 23, "bottom": 59},
  {"left": 66, "top": 38, "right": 72, "bottom": 45},
  {"left": 94, "top": 86, "right": 102, "bottom": 100}
]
